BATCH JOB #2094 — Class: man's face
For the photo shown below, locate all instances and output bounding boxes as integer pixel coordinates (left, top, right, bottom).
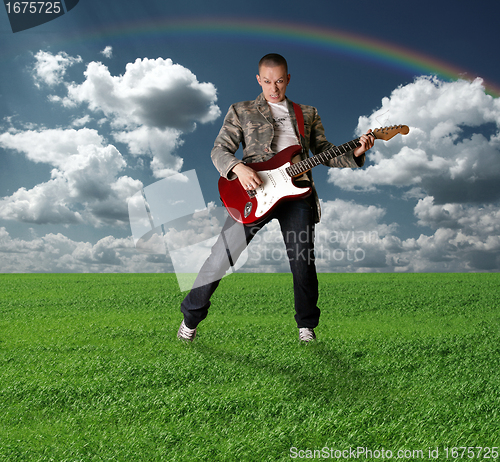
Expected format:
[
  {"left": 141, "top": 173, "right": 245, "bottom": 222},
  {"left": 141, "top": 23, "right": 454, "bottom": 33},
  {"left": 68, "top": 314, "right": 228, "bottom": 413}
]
[{"left": 256, "top": 64, "right": 290, "bottom": 103}]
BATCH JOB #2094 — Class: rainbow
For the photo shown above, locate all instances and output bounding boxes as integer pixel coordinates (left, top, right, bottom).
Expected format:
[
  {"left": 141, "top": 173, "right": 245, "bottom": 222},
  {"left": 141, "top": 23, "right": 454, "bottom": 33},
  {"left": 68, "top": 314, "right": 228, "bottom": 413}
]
[
  {"left": 78, "top": 17, "right": 500, "bottom": 97},
  {"left": 5, "top": 17, "right": 498, "bottom": 96}
]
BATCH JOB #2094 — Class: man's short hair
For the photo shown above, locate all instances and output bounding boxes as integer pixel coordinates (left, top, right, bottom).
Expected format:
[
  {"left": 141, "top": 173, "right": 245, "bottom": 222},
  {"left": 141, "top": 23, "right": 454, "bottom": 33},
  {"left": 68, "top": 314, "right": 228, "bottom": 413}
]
[{"left": 258, "top": 53, "right": 288, "bottom": 74}]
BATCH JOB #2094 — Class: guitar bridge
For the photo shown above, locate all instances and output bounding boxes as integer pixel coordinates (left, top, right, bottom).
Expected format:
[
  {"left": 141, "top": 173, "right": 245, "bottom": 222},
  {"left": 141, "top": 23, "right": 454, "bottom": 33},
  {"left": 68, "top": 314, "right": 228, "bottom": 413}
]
[{"left": 247, "top": 189, "right": 257, "bottom": 198}]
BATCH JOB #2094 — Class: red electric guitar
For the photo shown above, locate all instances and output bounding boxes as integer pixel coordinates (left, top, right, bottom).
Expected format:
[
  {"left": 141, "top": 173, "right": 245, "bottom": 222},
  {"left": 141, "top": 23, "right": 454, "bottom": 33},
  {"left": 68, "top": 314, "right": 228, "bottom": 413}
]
[{"left": 218, "top": 125, "right": 409, "bottom": 225}]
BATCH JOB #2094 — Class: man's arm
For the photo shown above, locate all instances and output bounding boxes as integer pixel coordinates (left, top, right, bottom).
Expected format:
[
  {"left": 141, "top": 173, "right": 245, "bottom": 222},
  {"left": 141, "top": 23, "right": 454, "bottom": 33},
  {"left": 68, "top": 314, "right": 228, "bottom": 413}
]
[
  {"left": 211, "top": 104, "right": 263, "bottom": 190},
  {"left": 211, "top": 105, "right": 245, "bottom": 180}
]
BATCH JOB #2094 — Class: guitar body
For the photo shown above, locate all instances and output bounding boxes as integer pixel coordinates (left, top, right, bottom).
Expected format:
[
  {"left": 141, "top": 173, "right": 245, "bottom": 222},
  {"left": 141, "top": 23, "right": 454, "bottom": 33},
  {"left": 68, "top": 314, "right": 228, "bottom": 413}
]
[
  {"left": 218, "top": 125, "right": 410, "bottom": 225},
  {"left": 218, "top": 145, "right": 312, "bottom": 225}
]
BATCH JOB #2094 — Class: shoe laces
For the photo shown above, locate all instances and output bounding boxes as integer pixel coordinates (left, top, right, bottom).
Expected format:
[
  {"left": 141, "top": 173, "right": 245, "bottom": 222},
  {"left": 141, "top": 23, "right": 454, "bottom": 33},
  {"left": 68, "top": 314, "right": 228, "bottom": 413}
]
[
  {"left": 299, "top": 328, "right": 316, "bottom": 342},
  {"left": 178, "top": 321, "right": 196, "bottom": 341}
]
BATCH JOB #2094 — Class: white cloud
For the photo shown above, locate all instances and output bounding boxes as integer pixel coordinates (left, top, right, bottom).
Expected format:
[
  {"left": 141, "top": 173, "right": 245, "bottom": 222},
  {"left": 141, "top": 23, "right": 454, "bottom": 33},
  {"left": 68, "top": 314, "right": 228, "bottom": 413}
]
[
  {"left": 100, "top": 46, "right": 113, "bottom": 59},
  {"left": 33, "top": 50, "right": 82, "bottom": 87},
  {"left": 65, "top": 57, "right": 220, "bottom": 130},
  {"left": 62, "top": 57, "right": 221, "bottom": 177},
  {"left": 239, "top": 196, "right": 500, "bottom": 273},
  {"left": 313, "top": 199, "right": 396, "bottom": 271},
  {"left": 0, "top": 227, "right": 171, "bottom": 273},
  {"left": 328, "top": 76, "right": 500, "bottom": 204},
  {"left": 414, "top": 196, "right": 500, "bottom": 255},
  {"left": 72, "top": 115, "right": 92, "bottom": 127},
  {"left": 1, "top": 52, "right": 222, "bottom": 229},
  {"left": 0, "top": 128, "right": 142, "bottom": 226},
  {"left": 1, "top": 194, "right": 496, "bottom": 274},
  {"left": 113, "top": 125, "right": 184, "bottom": 178},
  {"left": 0, "top": 127, "right": 103, "bottom": 166},
  {"left": 318, "top": 76, "right": 500, "bottom": 271},
  {"left": 0, "top": 181, "right": 84, "bottom": 225}
]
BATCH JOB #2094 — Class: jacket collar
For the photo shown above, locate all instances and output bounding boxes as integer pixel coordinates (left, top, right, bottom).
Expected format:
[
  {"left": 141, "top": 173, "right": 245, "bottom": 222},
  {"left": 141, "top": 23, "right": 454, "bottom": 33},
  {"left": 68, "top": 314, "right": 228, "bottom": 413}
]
[
  {"left": 255, "top": 93, "right": 298, "bottom": 132},
  {"left": 255, "top": 92, "right": 270, "bottom": 117}
]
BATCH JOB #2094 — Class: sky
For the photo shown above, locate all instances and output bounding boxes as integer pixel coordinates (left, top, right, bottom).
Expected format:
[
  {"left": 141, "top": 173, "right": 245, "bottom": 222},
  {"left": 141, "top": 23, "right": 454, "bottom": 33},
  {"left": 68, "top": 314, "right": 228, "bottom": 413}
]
[{"left": 1, "top": 0, "right": 500, "bottom": 276}]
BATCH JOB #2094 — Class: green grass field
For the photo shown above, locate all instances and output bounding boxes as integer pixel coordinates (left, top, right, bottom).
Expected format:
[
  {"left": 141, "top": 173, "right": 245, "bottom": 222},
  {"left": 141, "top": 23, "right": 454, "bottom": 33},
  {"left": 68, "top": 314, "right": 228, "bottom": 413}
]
[{"left": 1, "top": 273, "right": 499, "bottom": 461}]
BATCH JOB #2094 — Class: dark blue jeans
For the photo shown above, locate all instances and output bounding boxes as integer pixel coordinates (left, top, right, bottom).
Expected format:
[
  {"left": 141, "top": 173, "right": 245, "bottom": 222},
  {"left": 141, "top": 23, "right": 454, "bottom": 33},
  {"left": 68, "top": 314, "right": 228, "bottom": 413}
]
[{"left": 180, "top": 198, "right": 320, "bottom": 329}]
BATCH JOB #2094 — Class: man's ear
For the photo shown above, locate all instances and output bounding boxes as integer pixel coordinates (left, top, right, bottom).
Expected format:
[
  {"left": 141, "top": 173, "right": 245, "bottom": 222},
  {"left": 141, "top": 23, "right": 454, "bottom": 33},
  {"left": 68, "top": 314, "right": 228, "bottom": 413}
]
[{"left": 256, "top": 74, "right": 262, "bottom": 86}]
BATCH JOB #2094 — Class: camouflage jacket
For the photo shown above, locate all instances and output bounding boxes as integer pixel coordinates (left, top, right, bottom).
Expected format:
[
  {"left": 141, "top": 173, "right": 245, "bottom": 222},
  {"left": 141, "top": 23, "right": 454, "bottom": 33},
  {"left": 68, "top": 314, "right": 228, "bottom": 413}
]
[{"left": 211, "top": 92, "right": 365, "bottom": 222}]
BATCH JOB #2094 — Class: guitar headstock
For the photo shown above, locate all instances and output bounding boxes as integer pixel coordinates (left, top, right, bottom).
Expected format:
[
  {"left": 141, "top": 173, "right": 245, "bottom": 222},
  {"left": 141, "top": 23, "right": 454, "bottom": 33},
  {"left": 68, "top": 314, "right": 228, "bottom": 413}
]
[{"left": 372, "top": 125, "right": 410, "bottom": 141}]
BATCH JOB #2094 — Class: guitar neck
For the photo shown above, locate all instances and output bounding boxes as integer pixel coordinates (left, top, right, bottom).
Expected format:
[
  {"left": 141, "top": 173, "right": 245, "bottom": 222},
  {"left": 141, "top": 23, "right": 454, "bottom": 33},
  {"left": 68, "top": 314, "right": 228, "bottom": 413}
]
[{"left": 286, "top": 138, "right": 362, "bottom": 177}]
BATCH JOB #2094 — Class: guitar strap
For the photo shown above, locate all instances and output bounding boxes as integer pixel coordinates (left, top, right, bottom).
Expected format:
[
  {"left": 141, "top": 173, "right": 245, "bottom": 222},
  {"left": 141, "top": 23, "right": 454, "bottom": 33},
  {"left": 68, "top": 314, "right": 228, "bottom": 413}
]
[
  {"left": 292, "top": 102, "right": 313, "bottom": 186},
  {"left": 292, "top": 102, "right": 305, "bottom": 139}
]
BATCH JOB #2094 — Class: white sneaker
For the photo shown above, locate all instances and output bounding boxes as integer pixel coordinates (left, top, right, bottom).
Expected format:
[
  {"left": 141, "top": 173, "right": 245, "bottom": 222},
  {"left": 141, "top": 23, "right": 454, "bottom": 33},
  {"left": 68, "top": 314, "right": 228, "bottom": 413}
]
[
  {"left": 299, "top": 328, "right": 316, "bottom": 342},
  {"left": 177, "top": 320, "right": 197, "bottom": 342}
]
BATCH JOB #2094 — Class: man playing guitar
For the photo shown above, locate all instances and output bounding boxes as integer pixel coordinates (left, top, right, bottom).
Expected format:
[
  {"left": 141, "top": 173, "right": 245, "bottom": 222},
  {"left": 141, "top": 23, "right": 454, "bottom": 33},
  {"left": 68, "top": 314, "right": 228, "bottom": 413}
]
[{"left": 177, "top": 53, "right": 374, "bottom": 343}]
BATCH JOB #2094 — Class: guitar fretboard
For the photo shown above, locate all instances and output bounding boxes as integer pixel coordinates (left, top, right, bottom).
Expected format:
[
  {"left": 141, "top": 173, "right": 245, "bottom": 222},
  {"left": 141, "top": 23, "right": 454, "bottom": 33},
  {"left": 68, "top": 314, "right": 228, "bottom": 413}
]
[{"left": 285, "top": 139, "right": 361, "bottom": 177}]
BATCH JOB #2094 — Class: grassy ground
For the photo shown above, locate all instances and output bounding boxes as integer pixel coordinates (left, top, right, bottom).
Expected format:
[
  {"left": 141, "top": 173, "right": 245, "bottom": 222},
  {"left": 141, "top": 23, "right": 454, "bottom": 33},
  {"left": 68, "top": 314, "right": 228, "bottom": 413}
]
[{"left": 0, "top": 273, "right": 499, "bottom": 461}]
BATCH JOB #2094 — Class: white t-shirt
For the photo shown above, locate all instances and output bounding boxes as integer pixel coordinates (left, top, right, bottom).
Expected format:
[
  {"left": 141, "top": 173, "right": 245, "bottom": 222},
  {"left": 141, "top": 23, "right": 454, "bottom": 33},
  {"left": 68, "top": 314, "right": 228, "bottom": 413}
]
[
  {"left": 268, "top": 100, "right": 299, "bottom": 153},
  {"left": 268, "top": 100, "right": 309, "bottom": 184}
]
